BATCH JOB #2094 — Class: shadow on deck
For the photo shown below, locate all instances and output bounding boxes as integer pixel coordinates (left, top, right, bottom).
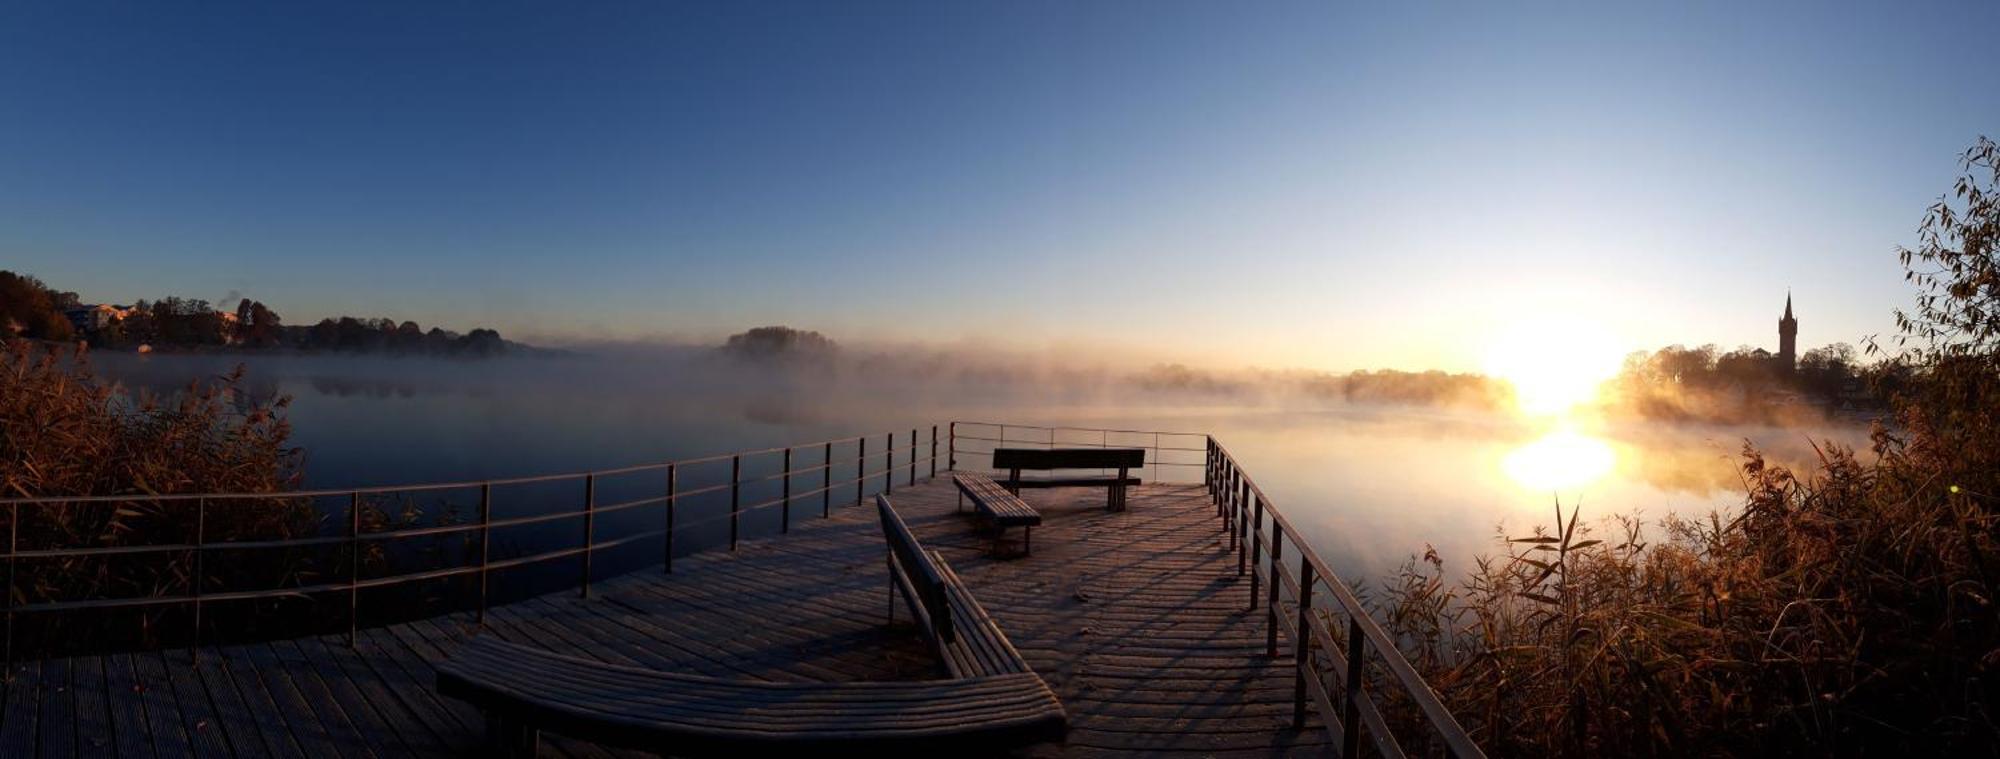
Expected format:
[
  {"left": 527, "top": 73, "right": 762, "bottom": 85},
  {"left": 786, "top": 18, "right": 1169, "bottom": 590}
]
[{"left": 0, "top": 479, "right": 1329, "bottom": 757}]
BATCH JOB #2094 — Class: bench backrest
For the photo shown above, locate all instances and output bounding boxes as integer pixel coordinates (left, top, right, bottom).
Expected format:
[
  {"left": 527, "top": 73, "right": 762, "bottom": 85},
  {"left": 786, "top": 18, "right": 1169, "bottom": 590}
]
[
  {"left": 992, "top": 447, "right": 1145, "bottom": 471},
  {"left": 875, "top": 495, "right": 953, "bottom": 644}
]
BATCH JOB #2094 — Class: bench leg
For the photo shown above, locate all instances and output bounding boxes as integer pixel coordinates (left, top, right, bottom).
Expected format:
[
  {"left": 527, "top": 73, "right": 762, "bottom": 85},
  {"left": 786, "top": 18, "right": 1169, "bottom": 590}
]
[{"left": 486, "top": 713, "right": 539, "bottom": 758}]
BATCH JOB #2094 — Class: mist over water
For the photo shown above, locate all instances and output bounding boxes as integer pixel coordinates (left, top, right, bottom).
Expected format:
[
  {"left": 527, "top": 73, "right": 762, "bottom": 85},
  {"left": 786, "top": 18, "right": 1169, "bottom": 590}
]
[{"left": 88, "top": 350, "right": 1873, "bottom": 581}]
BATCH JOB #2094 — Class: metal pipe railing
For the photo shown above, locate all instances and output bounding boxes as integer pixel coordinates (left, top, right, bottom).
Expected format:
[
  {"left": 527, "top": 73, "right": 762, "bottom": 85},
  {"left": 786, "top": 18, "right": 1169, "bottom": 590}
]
[{"left": 0, "top": 424, "right": 950, "bottom": 667}]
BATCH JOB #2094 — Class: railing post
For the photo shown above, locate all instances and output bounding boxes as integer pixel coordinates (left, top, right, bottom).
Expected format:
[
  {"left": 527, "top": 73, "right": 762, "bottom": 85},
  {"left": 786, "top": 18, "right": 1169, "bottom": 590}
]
[
  {"left": 191, "top": 497, "right": 205, "bottom": 663},
  {"left": 884, "top": 433, "right": 894, "bottom": 495},
  {"left": 1266, "top": 523, "right": 1284, "bottom": 657},
  {"left": 729, "top": 456, "right": 741, "bottom": 551},
  {"left": 1343, "top": 615, "right": 1366, "bottom": 756},
  {"left": 909, "top": 428, "right": 917, "bottom": 486},
  {"left": 929, "top": 425, "right": 938, "bottom": 479},
  {"left": 478, "top": 483, "right": 492, "bottom": 618},
  {"left": 948, "top": 422, "right": 956, "bottom": 470},
  {"left": 1216, "top": 465, "right": 1232, "bottom": 547},
  {"left": 1205, "top": 440, "right": 1215, "bottom": 502},
  {"left": 5, "top": 501, "right": 15, "bottom": 678},
  {"left": 664, "top": 464, "right": 677, "bottom": 573},
  {"left": 581, "top": 473, "right": 596, "bottom": 597},
  {"left": 856, "top": 437, "right": 866, "bottom": 506},
  {"left": 1240, "top": 483, "right": 1256, "bottom": 583},
  {"left": 1248, "top": 494, "right": 1262, "bottom": 608},
  {"left": 821, "top": 442, "right": 832, "bottom": 517},
  {"left": 348, "top": 491, "right": 361, "bottom": 647},
  {"left": 1295, "top": 556, "right": 1316, "bottom": 729},
  {"left": 781, "top": 448, "right": 792, "bottom": 534}
]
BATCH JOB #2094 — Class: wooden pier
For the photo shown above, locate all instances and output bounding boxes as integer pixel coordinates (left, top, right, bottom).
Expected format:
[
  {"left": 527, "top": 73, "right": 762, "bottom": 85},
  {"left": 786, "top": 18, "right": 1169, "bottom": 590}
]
[{"left": 0, "top": 479, "right": 1333, "bottom": 757}]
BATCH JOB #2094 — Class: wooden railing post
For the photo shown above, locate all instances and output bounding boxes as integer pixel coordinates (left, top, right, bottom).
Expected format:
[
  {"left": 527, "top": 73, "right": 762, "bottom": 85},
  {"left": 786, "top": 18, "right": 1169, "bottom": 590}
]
[
  {"left": 1344, "top": 615, "right": 1365, "bottom": 756},
  {"left": 948, "top": 422, "right": 956, "bottom": 470},
  {"left": 348, "top": 491, "right": 361, "bottom": 647},
  {"left": 581, "top": 473, "right": 596, "bottom": 597},
  {"left": 664, "top": 465, "right": 677, "bottom": 573},
  {"left": 478, "top": 483, "right": 493, "bottom": 617},
  {"left": 729, "top": 456, "right": 741, "bottom": 551},
  {"left": 191, "top": 497, "right": 205, "bottom": 663},
  {"left": 929, "top": 425, "right": 938, "bottom": 479},
  {"left": 856, "top": 437, "right": 867, "bottom": 506},
  {"left": 909, "top": 428, "right": 917, "bottom": 486},
  {"left": 1295, "top": 556, "right": 1316, "bottom": 728},
  {"left": 884, "top": 433, "right": 894, "bottom": 495},
  {"left": 821, "top": 442, "right": 832, "bottom": 517},
  {"left": 781, "top": 448, "right": 792, "bottom": 534},
  {"left": 1266, "top": 523, "right": 1284, "bottom": 657}
]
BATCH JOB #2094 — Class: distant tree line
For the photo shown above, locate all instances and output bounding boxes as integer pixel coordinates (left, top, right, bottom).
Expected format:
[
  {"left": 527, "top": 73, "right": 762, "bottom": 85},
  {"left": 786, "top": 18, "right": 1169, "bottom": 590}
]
[
  {"left": 1610, "top": 342, "right": 1879, "bottom": 423},
  {"left": 0, "top": 270, "right": 519, "bottom": 357}
]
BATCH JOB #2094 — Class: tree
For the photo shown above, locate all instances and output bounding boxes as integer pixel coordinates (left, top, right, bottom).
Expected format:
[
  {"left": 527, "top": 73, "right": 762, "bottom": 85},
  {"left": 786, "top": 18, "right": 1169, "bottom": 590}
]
[
  {"left": 1894, "top": 135, "right": 2000, "bottom": 359},
  {"left": 0, "top": 271, "right": 76, "bottom": 341}
]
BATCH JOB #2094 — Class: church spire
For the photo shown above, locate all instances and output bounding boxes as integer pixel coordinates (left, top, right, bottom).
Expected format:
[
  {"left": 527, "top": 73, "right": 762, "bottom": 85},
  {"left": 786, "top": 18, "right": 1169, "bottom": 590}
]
[{"left": 1784, "top": 291, "right": 1793, "bottom": 320}]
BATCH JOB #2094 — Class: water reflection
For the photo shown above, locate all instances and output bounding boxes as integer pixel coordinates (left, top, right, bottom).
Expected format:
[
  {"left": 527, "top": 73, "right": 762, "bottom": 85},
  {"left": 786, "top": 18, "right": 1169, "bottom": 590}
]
[{"left": 1502, "top": 426, "right": 1617, "bottom": 491}]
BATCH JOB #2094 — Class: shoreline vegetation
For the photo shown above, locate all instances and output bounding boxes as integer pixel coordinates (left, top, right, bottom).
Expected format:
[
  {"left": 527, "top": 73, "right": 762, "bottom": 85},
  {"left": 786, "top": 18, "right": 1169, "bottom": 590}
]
[{"left": 0, "top": 273, "right": 541, "bottom": 357}]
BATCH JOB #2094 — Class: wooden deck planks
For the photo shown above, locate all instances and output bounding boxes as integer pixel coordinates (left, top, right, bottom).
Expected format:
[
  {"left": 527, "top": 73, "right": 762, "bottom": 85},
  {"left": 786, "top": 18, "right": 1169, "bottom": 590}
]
[{"left": 0, "top": 480, "right": 1331, "bottom": 756}]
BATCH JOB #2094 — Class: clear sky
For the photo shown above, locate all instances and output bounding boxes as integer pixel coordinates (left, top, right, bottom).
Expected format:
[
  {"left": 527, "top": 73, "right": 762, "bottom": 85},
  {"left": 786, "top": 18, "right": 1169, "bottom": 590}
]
[{"left": 3, "top": 1, "right": 1995, "bottom": 371}]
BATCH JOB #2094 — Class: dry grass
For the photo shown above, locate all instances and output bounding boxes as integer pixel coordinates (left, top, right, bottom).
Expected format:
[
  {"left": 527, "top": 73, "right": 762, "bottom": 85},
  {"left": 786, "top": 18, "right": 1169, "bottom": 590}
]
[
  {"left": 0, "top": 340, "right": 314, "bottom": 649},
  {"left": 1375, "top": 382, "right": 2000, "bottom": 755}
]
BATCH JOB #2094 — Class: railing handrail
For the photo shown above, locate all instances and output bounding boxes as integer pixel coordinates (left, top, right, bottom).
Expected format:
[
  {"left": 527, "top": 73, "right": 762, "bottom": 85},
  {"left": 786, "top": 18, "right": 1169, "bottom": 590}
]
[
  {"left": 0, "top": 424, "right": 949, "bottom": 670},
  {"left": 0, "top": 432, "right": 923, "bottom": 505}
]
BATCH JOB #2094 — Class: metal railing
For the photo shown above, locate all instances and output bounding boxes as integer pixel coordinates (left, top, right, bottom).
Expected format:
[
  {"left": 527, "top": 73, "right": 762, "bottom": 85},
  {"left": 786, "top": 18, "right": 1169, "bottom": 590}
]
[
  {"left": 943, "top": 420, "right": 1210, "bottom": 483},
  {"left": 0, "top": 425, "right": 947, "bottom": 666},
  {"left": 1208, "top": 437, "right": 1484, "bottom": 758}
]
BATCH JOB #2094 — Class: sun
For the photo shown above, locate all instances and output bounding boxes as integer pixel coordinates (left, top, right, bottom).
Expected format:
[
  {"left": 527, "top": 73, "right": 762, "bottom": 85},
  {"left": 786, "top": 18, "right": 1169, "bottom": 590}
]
[{"left": 1483, "top": 319, "right": 1626, "bottom": 418}]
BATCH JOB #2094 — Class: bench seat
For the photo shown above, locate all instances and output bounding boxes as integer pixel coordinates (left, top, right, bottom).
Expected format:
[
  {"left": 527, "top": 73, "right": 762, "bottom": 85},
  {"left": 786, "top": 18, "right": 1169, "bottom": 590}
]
[
  {"left": 924, "top": 547, "right": 1032, "bottom": 677},
  {"left": 953, "top": 473, "right": 1041, "bottom": 554},
  {"left": 437, "top": 637, "right": 1065, "bottom": 755},
  {"left": 991, "top": 448, "right": 1146, "bottom": 511},
  {"left": 436, "top": 496, "right": 1067, "bottom": 756}
]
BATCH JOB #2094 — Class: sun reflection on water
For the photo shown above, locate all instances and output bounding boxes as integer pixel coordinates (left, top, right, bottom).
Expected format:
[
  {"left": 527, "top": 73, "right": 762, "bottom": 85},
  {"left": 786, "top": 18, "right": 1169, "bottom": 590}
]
[{"left": 1502, "top": 426, "right": 1617, "bottom": 491}]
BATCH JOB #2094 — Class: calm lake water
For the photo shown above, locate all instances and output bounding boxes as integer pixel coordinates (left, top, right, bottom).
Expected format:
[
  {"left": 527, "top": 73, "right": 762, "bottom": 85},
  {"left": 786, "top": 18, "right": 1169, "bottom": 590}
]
[{"left": 90, "top": 351, "right": 1873, "bottom": 584}]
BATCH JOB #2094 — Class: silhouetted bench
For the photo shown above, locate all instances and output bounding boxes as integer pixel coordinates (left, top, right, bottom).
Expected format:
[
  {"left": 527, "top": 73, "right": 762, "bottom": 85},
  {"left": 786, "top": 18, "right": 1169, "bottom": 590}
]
[
  {"left": 991, "top": 447, "right": 1145, "bottom": 511},
  {"left": 953, "top": 472, "right": 1042, "bottom": 555},
  {"left": 435, "top": 496, "right": 1065, "bottom": 756}
]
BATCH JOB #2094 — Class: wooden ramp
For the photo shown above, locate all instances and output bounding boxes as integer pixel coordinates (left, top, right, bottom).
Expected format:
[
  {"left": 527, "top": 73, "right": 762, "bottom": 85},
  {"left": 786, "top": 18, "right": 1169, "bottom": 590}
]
[{"left": 0, "top": 480, "right": 1329, "bottom": 757}]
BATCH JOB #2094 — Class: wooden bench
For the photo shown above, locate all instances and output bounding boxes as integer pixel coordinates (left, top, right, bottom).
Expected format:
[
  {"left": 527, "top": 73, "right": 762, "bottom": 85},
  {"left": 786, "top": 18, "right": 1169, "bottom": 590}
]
[
  {"left": 435, "top": 639, "right": 1065, "bottom": 755},
  {"left": 953, "top": 472, "right": 1042, "bottom": 555},
  {"left": 991, "top": 447, "right": 1145, "bottom": 511},
  {"left": 435, "top": 497, "right": 1065, "bottom": 756}
]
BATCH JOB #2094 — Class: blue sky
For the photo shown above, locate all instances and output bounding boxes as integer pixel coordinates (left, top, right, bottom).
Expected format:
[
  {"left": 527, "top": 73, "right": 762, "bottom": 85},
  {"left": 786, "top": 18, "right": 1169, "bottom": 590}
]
[{"left": 2, "top": 1, "right": 1995, "bottom": 371}]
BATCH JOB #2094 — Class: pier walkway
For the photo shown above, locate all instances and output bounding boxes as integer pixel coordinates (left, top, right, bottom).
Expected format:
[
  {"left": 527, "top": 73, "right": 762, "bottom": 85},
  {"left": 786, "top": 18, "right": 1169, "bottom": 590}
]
[{"left": 0, "top": 479, "right": 1331, "bottom": 757}]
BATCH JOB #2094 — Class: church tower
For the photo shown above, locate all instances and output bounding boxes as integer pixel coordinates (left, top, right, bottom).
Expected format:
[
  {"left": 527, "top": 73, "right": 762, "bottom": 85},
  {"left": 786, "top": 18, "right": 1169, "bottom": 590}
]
[{"left": 1778, "top": 293, "right": 1797, "bottom": 375}]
